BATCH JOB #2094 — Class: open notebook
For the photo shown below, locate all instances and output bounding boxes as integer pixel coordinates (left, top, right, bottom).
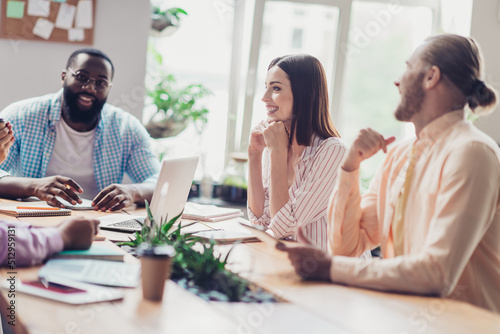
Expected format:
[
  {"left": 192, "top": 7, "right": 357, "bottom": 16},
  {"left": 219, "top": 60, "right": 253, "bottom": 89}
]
[{"left": 0, "top": 205, "right": 71, "bottom": 217}]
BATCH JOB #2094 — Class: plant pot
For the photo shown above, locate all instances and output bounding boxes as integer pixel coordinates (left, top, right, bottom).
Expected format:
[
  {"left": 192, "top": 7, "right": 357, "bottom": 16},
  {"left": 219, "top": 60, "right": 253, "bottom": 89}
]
[{"left": 145, "top": 118, "right": 188, "bottom": 138}]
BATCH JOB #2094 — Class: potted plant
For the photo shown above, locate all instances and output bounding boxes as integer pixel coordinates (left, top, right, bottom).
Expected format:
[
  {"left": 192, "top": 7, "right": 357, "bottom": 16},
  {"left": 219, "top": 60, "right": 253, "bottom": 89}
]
[
  {"left": 118, "top": 202, "right": 276, "bottom": 302},
  {"left": 144, "top": 46, "right": 211, "bottom": 138},
  {"left": 150, "top": 7, "right": 187, "bottom": 36}
]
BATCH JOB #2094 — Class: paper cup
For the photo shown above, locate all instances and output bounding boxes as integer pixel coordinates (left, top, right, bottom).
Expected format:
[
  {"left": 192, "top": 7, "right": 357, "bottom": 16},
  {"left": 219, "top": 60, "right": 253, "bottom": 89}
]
[{"left": 137, "top": 244, "right": 175, "bottom": 301}]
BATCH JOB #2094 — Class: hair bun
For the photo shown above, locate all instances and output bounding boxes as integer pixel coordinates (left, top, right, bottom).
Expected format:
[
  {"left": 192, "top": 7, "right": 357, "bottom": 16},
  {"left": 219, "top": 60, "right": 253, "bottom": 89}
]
[{"left": 467, "top": 79, "right": 497, "bottom": 114}]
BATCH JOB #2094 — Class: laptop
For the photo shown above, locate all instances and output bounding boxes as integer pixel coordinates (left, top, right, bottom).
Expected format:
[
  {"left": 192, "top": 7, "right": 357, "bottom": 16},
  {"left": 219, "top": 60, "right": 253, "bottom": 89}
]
[{"left": 98, "top": 156, "right": 199, "bottom": 232}]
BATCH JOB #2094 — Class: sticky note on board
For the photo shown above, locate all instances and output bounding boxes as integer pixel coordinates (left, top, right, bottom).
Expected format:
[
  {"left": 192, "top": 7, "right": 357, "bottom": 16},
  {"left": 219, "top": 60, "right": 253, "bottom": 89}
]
[
  {"left": 27, "top": 0, "right": 50, "bottom": 17},
  {"left": 68, "top": 28, "right": 84, "bottom": 42},
  {"left": 33, "top": 18, "right": 55, "bottom": 40},
  {"left": 75, "top": 0, "right": 93, "bottom": 29},
  {"left": 7, "top": 1, "right": 25, "bottom": 19},
  {"left": 55, "top": 3, "right": 76, "bottom": 30}
]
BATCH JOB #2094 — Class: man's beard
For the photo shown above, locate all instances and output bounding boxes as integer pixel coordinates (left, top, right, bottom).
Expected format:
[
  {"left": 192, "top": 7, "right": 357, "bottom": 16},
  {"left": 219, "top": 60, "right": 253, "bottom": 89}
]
[
  {"left": 62, "top": 85, "right": 106, "bottom": 125},
  {"left": 394, "top": 72, "right": 426, "bottom": 122}
]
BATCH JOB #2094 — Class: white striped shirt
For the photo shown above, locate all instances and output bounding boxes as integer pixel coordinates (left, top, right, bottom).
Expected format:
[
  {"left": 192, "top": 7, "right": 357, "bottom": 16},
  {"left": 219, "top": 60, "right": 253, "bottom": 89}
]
[{"left": 248, "top": 134, "right": 347, "bottom": 251}]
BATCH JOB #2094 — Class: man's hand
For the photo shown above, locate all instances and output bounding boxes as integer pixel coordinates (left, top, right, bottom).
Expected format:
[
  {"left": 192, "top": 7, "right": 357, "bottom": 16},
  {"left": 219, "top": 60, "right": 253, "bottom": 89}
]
[
  {"left": 92, "top": 184, "right": 135, "bottom": 212},
  {"left": 31, "top": 176, "right": 83, "bottom": 207},
  {"left": 0, "top": 122, "right": 14, "bottom": 164},
  {"left": 58, "top": 217, "right": 99, "bottom": 250},
  {"left": 276, "top": 226, "right": 332, "bottom": 281},
  {"left": 342, "top": 128, "right": 396, "bottom": 172}
]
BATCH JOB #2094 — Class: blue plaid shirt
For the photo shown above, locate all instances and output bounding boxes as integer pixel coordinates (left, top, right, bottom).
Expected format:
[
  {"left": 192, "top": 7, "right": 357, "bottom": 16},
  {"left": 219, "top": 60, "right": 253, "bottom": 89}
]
[{"left": 0, "top": 90, "right": 160, "bottom": 189}]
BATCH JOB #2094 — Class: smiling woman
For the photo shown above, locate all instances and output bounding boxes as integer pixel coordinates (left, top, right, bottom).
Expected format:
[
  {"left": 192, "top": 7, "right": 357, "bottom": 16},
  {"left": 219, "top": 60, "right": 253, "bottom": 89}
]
[{"left": 247, "top": 54, "right": 346, "bottom": 251}]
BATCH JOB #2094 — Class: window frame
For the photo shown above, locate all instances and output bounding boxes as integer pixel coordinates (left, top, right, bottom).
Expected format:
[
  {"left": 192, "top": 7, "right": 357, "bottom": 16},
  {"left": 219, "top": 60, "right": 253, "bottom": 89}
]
[{"left": 225, "top": 0, "right": 441, "bottom": 163}]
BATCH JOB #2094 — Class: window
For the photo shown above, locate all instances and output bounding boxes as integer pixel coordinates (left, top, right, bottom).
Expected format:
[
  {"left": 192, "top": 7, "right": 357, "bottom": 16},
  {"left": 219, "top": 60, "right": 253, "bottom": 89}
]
[
  {"left": 145, "top": 0, "right": 235, "bottom": 181},
  {"left": 340, "top": 1, "right": 436, "bottom": 180}
]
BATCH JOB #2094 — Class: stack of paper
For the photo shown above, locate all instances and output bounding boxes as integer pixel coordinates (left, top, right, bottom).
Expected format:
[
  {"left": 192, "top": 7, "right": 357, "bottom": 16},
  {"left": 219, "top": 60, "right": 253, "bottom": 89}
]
[
  {"left": 183, "top": 202, "right": 243, "bottom": 222},
  {"left": 39, "top": 259, "right": 140, "bottom": 288}
]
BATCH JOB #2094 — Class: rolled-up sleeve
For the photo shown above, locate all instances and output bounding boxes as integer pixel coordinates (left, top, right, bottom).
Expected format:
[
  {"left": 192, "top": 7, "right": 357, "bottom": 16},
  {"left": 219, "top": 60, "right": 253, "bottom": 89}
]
[{"left": 328, "top": 167, "right": 381, "bottom": 257}]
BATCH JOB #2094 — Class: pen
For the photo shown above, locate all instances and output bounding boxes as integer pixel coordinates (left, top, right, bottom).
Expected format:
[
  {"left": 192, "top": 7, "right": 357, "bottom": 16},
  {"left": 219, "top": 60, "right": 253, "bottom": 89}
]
[{"left": 17, "top": 206, "right": 61, "bottom": 210}]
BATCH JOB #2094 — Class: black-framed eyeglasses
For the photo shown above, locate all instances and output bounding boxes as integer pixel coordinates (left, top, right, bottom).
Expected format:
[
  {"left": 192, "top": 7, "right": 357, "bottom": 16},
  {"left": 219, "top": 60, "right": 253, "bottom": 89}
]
[{"left": 67, "top": 68, "right": 112, "bottom": 91}]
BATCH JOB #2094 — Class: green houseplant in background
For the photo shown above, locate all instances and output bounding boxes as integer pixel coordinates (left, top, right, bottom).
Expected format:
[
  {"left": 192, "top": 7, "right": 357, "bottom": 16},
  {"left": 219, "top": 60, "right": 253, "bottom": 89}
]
[
  {"left": 145, "top": 66, "right": 211, "bottom": 138},
  {"left": 145, "top": 9, "right": 212, "bottom": 139},
  {"left": 150, "top": 7, "right": 188, "bottom": 36},
  {"left": 118, "top": 202, "right": 276, "bottom": 302}
]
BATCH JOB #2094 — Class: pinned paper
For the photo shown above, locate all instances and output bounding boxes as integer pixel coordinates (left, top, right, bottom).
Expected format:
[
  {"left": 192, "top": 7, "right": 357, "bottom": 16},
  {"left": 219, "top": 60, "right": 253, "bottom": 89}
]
[
  {"left": 6, "top": 1, "right": 25, "bottom": 19},
  {"left": 33, "top": 18, "right": 54, "bottom": 39},
  {"left": 28, "top": 0, "right": 50, "bottom": 17},
  {"left": 55, "top": 3, "right": 76, "bottom": 29},
  {"left": 75, "top": 0, "right": 93, "bottom": 29},
  {"left": 68, "top": 28, "right": 84, "bottom": 42}
]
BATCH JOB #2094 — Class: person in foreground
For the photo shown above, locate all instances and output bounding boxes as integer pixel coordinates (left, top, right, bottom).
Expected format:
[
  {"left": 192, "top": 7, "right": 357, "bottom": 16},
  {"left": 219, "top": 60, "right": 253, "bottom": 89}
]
[
  {"left": 278, "top": 34, "right": 500, "bottom": 313},
  {"left": 0, "top": 218, "right": 99, "bottom": 267},
  {"left": 247, "top": 54, "right": 347, "bottom": 250},
  {"left": 0, "top": 48, "right": 160, "bottom": 211}
]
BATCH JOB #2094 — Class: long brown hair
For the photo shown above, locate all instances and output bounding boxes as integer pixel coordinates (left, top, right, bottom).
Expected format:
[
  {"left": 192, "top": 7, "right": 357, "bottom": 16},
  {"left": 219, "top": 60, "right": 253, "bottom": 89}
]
[
  {"left": 421, "top": 34, "right": 497, "bottom": 114},
  {"left": 268, "top": 54, "right": 340, "bottom": 146}
]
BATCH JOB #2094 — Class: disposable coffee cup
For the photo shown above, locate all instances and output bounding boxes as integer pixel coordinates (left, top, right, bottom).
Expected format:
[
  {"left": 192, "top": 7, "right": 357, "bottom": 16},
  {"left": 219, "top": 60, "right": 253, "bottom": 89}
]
[
  {"left": 137, "top": 243, "right": 175, "bottom": 301},
  {"left": 0, "top": 118, "right": 5, "bottom": 130}
]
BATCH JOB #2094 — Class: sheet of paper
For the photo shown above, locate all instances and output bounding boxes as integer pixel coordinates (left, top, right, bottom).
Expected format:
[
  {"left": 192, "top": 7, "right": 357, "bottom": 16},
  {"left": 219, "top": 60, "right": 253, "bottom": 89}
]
[
  {"left": 68, "top": 28, "right": 84, "bottom": 42},
  {"left": 6, "top": 1, "right": 25, "bottom": 19},
  {"left": 55, "top": 3, "right": 76, "bottom": 29},
  {"left": 33, "top": 18, "right": 54, "bottom": 40},
  {"left": 75, "top": 0, "right": 93, "bottom": 29},
  {"left": 27, "top": 0, "right": 50, "bottom": 17}
]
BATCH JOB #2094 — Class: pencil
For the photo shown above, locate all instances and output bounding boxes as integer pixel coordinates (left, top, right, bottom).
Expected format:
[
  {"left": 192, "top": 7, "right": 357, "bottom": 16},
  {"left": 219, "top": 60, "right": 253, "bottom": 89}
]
[{"left": 17, "top": 206, "right": 61, "bottom": 210}]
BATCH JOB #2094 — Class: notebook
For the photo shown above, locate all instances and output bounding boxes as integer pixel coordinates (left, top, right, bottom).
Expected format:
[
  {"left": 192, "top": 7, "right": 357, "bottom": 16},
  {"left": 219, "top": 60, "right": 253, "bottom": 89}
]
[
  {"left": 182, "top": 202, "right": 243, "bottom": 222},
  {"left": 191, "top": 229, "right": 259, "bottom": 244},
  {"left": 10, "top": 276, "right": 124, "bottom": 305},
  {"left": 51, "top": 244, "right": 125, "bottom": 262},
  {"left": 0, "top": 205, "right": 72, "bottom": 217},
  {"left": 98, "top": 156, "right": 199, "bottom": 232},
  {"left": 39, "top": 259, "right": 141, "bottom": 288}
]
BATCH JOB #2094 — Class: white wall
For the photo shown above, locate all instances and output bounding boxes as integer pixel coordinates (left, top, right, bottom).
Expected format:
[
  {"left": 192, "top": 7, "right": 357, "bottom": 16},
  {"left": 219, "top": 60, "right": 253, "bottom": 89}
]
[
  {"left": 470, "top": 0, "right": 500, "bottom": 144},
  {"left": 0, "top": 0, "right": 151, "bottom": 120}
]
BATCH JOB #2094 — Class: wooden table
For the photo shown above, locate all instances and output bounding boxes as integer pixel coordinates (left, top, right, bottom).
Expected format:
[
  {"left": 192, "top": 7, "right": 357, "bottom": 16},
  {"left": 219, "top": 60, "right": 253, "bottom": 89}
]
[{"left": 1, "top": 201, "right": 500, "bottom": 334}]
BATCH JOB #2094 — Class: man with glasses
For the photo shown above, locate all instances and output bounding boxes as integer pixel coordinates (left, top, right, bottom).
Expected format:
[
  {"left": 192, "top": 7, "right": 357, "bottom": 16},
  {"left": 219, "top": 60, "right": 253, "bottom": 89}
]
[{"left": 0, "top": 48, "right": 160, "bottom": 211}]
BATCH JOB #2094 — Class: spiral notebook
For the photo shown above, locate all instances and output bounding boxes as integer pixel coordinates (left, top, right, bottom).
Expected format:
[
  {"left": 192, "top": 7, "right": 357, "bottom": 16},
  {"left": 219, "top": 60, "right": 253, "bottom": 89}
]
[{"left": 0, "top": 205, "right": 72, "bottom": 217}]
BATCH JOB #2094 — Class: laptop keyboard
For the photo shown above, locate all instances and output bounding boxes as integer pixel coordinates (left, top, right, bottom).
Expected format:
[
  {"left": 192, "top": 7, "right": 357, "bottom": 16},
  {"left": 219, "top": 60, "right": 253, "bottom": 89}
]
[{"left": 109, "top": 217, "right": 145, "bottom": 229}]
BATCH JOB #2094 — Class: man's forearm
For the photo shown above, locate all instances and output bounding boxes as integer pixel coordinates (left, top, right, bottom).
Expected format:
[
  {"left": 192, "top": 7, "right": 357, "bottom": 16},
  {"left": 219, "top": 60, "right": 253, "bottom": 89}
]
[{"left": 0, "top": 176, "right": 36, "bottom": 199}]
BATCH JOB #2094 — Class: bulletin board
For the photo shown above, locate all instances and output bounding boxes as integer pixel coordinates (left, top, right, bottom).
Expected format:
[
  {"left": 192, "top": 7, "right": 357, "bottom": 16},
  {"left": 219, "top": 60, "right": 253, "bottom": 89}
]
[{"left": 0, "top": 0, "right": 95, "bottom": 45}]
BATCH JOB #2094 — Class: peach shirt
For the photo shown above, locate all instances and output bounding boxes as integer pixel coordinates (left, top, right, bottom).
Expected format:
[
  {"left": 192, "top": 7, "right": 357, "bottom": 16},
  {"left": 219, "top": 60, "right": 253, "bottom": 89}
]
[{"left": 328, "top": 110, "right": 500, "bottom": 313}]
